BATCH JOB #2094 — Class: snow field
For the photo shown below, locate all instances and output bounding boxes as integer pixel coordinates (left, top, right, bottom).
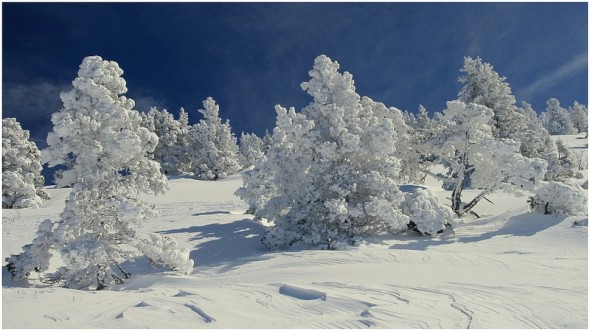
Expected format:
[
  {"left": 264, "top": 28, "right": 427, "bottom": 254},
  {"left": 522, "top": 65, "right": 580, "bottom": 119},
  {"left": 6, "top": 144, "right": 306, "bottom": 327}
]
[{"left": 2, "top": 135, "right": 588, "bottom": 328}]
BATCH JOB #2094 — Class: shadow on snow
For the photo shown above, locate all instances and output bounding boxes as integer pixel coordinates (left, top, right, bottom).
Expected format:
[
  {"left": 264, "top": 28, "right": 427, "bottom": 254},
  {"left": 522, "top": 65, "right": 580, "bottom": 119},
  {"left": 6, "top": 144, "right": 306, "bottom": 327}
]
[
  {"left": 158, "top": 218, "right": 269, "bottom": 271},
  {"left": 391, "top": 212, "right": 568, "bottom": 251},
  {"left": 191, "top": 210, "right": 231, "bottom": 217}
]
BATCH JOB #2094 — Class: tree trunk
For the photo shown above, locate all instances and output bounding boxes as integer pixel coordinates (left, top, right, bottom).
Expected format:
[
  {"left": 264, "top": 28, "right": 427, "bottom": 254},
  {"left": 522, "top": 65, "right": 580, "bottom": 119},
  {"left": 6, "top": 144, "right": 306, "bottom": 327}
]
[
  {"left": 451, "top": 132, "right": 471, "bottom": 216},
  {"left": 459, "top": 190, "right": 489, "bottom": 217},
  {"left": 451, "top": 175, "right": 465, "bottom": 216}
]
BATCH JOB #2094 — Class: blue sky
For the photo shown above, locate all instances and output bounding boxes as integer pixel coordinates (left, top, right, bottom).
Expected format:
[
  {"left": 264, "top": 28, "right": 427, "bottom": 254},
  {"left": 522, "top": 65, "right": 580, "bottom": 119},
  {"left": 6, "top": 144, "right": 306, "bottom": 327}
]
[{"left": 3, "top": 2, "right": 588, "bottom": 151}]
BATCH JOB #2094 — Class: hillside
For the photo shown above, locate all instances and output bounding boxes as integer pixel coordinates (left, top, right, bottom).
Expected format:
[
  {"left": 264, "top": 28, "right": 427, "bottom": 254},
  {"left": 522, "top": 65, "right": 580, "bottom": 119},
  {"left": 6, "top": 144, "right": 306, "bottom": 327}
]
[{"left": 2, "top": 134, "right": 587, "bottom": 328}]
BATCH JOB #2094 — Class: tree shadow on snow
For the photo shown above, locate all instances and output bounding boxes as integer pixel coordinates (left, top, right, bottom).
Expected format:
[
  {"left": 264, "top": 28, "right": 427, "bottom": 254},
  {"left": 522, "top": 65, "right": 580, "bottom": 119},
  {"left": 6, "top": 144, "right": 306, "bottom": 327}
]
[
  {"left": 158, "top": 218, "right": 269, "bottom": 271},
  {"left": 191, "top": 210, "right": 231, "bottom": 217},
  {"left": 459, "top": 213, "right": 567, "bottom": 243},
  {"left": 391, "top": 212, "right": 567, "bottom": 251}
]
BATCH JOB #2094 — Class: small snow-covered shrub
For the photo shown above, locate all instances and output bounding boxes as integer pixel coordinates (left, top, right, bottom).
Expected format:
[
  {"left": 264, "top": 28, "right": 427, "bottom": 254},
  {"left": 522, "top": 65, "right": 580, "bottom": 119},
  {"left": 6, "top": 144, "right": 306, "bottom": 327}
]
[
  {"left": 529, "top": 181, "right": 587, "bottom": 216},
  {"left": 401, "top": 188, "right": 455, "bottom": 235},
  {"left": 138, "top": 233, "right": 194, "bottom": 274}
]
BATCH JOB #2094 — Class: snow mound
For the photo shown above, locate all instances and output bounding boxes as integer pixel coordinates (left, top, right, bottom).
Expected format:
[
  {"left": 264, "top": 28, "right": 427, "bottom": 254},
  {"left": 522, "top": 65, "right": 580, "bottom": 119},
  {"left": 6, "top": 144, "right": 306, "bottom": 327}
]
[{"left": 279, "top": 284, "right": 327, "bottom": 301}]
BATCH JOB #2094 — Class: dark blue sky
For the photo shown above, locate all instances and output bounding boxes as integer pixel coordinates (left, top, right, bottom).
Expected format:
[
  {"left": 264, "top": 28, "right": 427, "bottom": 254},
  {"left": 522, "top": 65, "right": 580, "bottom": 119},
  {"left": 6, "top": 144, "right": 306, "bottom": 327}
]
[{"left": 3, "top": 2, "right": 588, "bottom": 150}]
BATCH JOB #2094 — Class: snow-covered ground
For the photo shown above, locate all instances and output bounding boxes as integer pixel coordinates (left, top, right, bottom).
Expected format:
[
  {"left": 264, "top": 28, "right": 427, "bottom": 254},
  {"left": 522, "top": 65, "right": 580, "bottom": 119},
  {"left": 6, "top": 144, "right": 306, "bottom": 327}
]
[{"left": 2, "top": 134, "right": 587, "bottom": 328}]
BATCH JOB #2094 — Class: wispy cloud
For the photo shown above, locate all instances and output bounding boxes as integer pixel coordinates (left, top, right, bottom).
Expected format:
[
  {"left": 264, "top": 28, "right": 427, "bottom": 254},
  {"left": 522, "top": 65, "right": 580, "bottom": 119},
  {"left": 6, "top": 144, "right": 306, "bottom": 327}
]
[
  {"left": 2, "top": 81, "right": 168, "bottom": 147},
  {"left": 517, "top": 53, "right": 588, "bottom": 102},
  {"left": 2, "top": 81, "right": 70, "bottom": 147},
  {"left": 129, "top": 92, "right": 168, "bottom": 114}
]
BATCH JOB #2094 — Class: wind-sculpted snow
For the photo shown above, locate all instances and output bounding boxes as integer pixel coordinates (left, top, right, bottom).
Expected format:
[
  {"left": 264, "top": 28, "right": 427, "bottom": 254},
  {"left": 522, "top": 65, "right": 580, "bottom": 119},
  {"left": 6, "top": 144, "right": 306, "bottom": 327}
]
[
  {"left": 279, "top": 284, "right": 327, "bottom": 300},
  {"left": 2, "top": 147, "right": 588, "bottom": 328}
]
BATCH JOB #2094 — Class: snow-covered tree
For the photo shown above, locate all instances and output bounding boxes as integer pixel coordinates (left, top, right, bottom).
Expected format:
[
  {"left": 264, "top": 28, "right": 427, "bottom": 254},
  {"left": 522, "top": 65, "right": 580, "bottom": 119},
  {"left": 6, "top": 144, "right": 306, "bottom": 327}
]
[
  {"left": 418, "top": 101, "right": 547, "bottom": 217},
  {"left": 553, "top": 139, "right": 576, "bottom": 178},
  {"left": 517, "top": 102, "right": 547, "bottom": 158},
  {"left": 514, "top": 102, "right": 567, "bottom": 181},
  {"left": 568, "top": 101, "right": 588, "bottom": 133},
  {"left": 541, "top": 98, "right": 576, "bottom": 135},
  {"left": 402, "top": 110, "right": 416, "bottom": 128},
  {"left": 188, "top": 97, "right": 241, "bottom": 180},
  {"left": 458, "top": 57, "right": 527, "bottom": 140},
  {"left": 238, "top": 132, "right": 265, "bottom": 168},
  {"left": 2, "top": 118, "right": 50, "bottom": 208},
  {"left": 6, "top": 56, "right": 193, "bottom": 290},
  {"left": 141, "top": 107, "right": 191, "bottom": 175},
  {"left": 400, "top": 105, "right": 433, "bottom": 185},
  {"left": 415, "top": 104, "right": 431, "bottom": 131},
  {"left": 385, "top": 105, "right": 422, "bottom": 184},
  {"left": 516, "top": 102, "right": 540, "bottom": 129},
  {"left": 262, "top": 129, "right": 274, "bottom": 153},
  {"left": 235, "top": 154, "right": 274, "bottom": 216},
  {"left": 238, "top": 55, "right": 409, "bottom": 249},
  {"left": 529, "top": 180, "right": 587, "bottom": 216}
]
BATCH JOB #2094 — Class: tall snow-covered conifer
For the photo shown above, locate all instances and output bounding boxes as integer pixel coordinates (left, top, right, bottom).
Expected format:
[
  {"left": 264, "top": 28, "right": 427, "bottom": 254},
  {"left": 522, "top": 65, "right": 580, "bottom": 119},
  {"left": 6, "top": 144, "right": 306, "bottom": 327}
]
[
  {"left": 541, "top": 98, "right": 576, "bottom": 135},
  {"left": 568, "top": 101, "right": 588, "bottom": 133},
  {"left": 516, "top": 102, "right": 559, "bottom": 172},
  {"left": 415, "top": 104, "right": 431, "bottom": 131},
  {"left": 458, "top": 57, "right": 527, "bottom": 140},
  {"left": 141, "top": 107, "right": 191, "bottom": 174},
  {"left": 238, "top": 55, "right": 409, "bottom": 249},
  {"left": 2, "top": 118, "right": 50, "bottom": 208},
  {"left": 6, "top": 56, "right": 193, "bottom": 290},
  {"left": 188, "top": 97, "right": 242, "bottom": 180},
  {"left": 239, "top": 132, "right": 265, "bottom": 168}
]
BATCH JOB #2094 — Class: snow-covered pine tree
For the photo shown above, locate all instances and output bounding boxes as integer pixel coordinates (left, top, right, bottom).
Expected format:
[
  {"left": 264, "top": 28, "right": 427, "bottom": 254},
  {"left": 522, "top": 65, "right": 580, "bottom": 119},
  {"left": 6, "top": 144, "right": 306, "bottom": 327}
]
[
  {"left": 2, "top": 118, "right": 50, "bottom": 208},
  {"left": 415, "top": 104, "right": 431, "bottom": 131},
  {"left": 376, "top": 103, "right": 422, "bottom": 184},
  {"left": 234, "top": 154, "right": 275, "bottom": 216},
  {"left": 568, "top": 101, "right": 588, "bottom": 134},
  {"left": 141, "top": 107, "right": 191, "bottom": 175},
  {"left": 402, "top": 110, "right": 416, "bottom": 128},
  {"left": 458, "top": 57, "right": 527, "bottom": 140},
  {"left": 238, "top": 132, "right": 265, "bottom": 168},
  {"left": 541, "top": 98, "right": 577, "bottom": 135},
  {"left": 418, "top": 100, "right": 547, "bottom": 217},
  {"left": 401, "top": 104, "right": 433, "bottom": 185},
  {"left": 188, "top": 97, "right": 242, "bottom": 180},
  {"left": 6, "top": 56, "right": 193, "bottom": 290},
  {"left": 515, "top": 101, "right": 561, "bottom": 179},
  {"left": 516, "top": 101, "right": 542, "bottom": 133},
  {"left": 554, "top": 139, "right": 576, "bottom": 178},
  {"left": 239, "top": 55, "right": 409, "bottom": 249}
]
